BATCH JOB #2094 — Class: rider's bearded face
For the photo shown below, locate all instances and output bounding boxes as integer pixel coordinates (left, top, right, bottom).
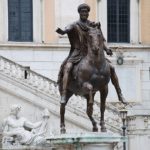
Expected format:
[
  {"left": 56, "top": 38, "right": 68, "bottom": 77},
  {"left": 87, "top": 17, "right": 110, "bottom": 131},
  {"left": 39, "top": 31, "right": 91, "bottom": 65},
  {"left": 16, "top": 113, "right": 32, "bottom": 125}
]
[{"left": 79, "top": 8, "right": 89, "bottom": 21}]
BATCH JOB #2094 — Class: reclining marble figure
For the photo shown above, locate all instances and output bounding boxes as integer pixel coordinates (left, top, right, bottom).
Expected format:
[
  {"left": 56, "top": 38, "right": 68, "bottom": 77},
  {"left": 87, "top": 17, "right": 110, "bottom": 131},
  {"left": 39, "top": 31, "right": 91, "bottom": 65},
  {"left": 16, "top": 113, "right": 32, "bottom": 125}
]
[{"left": 2, "top": 104, "right": 50, "bottom": 147}]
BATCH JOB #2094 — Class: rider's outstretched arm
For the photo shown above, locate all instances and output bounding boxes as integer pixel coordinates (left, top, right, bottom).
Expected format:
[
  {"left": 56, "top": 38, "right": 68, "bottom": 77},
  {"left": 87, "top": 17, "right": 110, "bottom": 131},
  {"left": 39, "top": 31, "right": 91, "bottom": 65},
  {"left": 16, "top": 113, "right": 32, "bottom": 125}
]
[{"left": 56, "top": 24, "right": 74, "bottom": 35}]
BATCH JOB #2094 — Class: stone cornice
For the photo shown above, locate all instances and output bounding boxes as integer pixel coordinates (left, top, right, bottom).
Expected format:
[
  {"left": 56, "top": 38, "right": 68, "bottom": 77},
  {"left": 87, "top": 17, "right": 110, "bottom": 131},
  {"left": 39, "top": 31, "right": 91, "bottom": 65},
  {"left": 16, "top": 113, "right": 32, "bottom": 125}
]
[{"left": 0, "top": 42, "right": 150, "bottom": 50}]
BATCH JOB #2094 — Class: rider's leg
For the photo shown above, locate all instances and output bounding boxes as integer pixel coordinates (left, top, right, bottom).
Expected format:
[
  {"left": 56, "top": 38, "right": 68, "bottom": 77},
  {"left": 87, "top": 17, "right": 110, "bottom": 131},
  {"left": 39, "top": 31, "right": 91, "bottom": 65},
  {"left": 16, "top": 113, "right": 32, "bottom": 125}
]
[
  {"left": 61, "top": 62, "right": 73, "bottom": 103},
  {"left": 110, "top": 64, "right": 126, "bottom": 104}
]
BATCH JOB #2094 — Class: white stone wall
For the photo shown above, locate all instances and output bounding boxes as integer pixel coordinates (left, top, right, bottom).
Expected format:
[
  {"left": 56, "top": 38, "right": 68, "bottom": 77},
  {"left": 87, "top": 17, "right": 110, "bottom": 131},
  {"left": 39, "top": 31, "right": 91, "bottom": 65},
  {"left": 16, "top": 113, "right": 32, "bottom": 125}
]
[
  {"left": 0, "top": 44, "right": 68, "bottom": 81},
  {"left": 55, "top": 0, "right": 84, "bottom": 29},
  {"left": 0, "top": 44, "right": 149, "bottom": 104},
  {"left": 127, "top": 115, "right": 150, "bottom": 150}
]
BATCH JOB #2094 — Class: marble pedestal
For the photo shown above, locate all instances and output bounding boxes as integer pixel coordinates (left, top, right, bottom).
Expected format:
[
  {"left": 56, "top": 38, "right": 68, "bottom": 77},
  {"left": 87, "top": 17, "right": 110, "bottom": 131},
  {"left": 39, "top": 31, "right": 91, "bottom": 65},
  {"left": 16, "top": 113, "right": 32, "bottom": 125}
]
[
  {"left": 0, "top": 132, "right": 125, "bottom": 150},
  {"left": 46, "top": 132, "right": 125, "bottom": 150}
]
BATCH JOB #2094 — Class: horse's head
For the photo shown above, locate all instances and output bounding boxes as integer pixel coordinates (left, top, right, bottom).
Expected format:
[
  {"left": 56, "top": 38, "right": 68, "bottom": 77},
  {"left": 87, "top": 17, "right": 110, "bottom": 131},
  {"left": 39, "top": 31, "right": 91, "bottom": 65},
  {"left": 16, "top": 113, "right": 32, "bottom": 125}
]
[{"left": 87, "top": 27, "right": 104, "bottom": 55}]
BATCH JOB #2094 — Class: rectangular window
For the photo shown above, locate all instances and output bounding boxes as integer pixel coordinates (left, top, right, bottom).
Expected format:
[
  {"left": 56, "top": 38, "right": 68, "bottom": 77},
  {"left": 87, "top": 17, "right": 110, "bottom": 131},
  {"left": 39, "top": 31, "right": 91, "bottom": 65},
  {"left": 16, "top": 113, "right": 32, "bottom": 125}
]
[
  {"left": 107, "top": 0, "right": 130, "bottom": 43},
  {"left": 8, "top": 0, "right": 33, "bottom": 42}
]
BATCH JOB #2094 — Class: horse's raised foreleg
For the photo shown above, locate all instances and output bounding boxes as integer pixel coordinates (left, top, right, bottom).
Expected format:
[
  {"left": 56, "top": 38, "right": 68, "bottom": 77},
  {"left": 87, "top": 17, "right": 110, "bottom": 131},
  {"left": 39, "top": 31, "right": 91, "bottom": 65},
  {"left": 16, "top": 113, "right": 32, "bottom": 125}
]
[
  {"left": 100, "top": 85, "right": 108, "bottom": 132},
  {"left": 60, "top": 90, "right": 73, "bottom": 134},
  {"left": 83, "top": 82, "right": 93, "bottom": 103},
  {"left": 85, "top": 94, "right": 98, "bottom": 132}
]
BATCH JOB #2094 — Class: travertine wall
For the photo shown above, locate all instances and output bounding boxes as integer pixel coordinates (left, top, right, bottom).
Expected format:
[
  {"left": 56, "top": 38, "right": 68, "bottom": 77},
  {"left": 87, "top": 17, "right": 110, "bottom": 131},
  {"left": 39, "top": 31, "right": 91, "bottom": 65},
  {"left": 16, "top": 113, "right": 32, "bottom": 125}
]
[
  {"left": 0, "top": 0, "right": 149, "bottom": 44},
  {"left": 141, "top": 0, "right": 150, "bottom": 44},
  {"left": 85, "top": 0, "right": 97, "bottom": 21},
  {"left": 44, "top": 0, "right": 57, "bottom": 43}
]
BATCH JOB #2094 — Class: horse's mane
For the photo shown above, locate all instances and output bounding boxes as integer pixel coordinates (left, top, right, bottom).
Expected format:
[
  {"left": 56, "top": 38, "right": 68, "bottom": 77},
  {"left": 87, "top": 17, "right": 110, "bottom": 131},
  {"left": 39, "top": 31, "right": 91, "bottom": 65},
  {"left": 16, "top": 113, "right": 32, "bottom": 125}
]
[{"left": 88, "top": 27, "right": 101, "bottom": 34}]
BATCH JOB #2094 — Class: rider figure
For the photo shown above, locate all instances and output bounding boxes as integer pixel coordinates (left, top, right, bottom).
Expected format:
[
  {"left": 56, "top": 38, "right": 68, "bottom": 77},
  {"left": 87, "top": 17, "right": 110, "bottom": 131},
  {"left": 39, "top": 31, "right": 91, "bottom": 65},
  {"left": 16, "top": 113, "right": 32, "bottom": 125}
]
[{"left": 56, "top": 3, "right": 126, "bottom": 104}]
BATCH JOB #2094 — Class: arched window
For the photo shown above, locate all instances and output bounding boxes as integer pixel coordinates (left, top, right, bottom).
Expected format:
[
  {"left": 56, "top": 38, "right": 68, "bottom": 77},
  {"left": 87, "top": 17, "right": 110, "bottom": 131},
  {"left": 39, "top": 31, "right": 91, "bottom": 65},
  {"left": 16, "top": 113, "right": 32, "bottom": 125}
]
[
  {"left": 8, "top": 0, "right": 33, "bottom": 41},
  {"left": 107, "top": 0, "right": 130, "bottom": 43}
]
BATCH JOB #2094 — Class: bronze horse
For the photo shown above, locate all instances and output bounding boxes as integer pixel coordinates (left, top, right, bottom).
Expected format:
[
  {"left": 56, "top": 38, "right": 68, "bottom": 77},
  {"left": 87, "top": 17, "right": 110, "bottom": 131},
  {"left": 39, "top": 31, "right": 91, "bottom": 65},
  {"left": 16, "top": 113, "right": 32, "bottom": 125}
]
[{"left": 60, "top": 27, "right": 112, "bottom": 133}]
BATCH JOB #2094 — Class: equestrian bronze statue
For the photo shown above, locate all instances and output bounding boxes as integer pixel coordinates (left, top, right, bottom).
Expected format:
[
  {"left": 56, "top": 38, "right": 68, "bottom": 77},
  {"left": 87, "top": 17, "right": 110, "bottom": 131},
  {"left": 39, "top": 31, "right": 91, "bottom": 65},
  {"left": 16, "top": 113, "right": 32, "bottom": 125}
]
[{"left": 56, "top": 3, "right": 126, "bottom": 134}]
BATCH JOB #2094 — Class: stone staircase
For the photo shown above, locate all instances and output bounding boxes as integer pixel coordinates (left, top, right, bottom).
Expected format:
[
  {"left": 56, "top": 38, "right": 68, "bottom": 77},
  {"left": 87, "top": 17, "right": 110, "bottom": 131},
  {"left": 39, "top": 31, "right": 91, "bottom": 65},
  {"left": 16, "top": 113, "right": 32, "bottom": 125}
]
[{"left": 0, "top": 55, "right": 123, "bottom": 134}]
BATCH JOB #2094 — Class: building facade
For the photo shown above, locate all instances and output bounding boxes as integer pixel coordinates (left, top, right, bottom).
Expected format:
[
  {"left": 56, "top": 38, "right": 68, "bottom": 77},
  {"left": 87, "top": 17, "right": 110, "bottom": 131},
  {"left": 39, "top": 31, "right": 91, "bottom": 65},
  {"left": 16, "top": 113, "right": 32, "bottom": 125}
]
[
  {"left": 0, "top": 0, "right": 150, "bottom": 149},
  {"left": 0, "top": 0, "right": 149, "bottom": 102}
]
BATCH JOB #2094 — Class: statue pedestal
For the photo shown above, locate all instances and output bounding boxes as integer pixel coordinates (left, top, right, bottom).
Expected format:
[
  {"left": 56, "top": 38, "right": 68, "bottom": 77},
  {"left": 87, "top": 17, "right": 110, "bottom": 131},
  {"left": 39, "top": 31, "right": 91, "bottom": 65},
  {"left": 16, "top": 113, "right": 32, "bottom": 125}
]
[
  {"left": 1, "top": 132, "right": 125, "bottom": 150},
  {"left": 46, "top": 132, "right": 125, "bottom": 150}
]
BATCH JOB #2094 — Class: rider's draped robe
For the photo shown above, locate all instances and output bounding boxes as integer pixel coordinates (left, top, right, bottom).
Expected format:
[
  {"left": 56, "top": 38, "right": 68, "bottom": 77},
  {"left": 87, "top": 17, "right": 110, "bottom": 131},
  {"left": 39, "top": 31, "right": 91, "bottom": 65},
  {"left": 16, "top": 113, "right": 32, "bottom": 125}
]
[{"left": 57, "top": 20, "right": 105, "bottom": 93}]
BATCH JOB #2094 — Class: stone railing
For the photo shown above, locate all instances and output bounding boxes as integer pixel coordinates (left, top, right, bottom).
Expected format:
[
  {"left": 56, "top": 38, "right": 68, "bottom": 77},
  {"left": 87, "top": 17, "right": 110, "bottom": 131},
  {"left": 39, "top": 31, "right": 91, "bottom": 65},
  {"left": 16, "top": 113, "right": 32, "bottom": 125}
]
[
  {"left": 0, "top": 55, "right": 122, "bottom": 132},
  {"left": 0, "top": 55, "right": 59, "bottom": 97}
]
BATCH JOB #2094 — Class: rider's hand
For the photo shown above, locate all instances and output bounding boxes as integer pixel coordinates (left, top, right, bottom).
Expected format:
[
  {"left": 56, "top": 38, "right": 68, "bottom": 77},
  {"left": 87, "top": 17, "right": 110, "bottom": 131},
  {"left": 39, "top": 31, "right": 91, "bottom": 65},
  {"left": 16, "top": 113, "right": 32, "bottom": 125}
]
[
  {"left": 56, "top": 28, "right": 65, "bottom": 35},
  {"left": 96, "top": 22, "right": 101, "bottom": 29},
  {"left": 89, "top": 22, "right": 96, "bottom": 27},
  {"left": 106, "top": 49, "right": 113, "bottom": 56}
]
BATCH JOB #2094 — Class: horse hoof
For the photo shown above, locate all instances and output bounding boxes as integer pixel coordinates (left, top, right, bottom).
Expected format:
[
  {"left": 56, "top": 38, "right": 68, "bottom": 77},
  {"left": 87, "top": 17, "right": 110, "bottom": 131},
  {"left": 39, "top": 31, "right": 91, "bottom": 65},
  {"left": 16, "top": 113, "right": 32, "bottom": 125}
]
[
  {"left": 122, "top": 100, "right": 128, "bottom": 105},
  {"left": 119, "top": 95, "right": 128, "bottom": 105},
  {"left": 101, "top": 127, "right": 107, "bottom": 132},
  {"left": 93, "top": 127, "right": 98, "bottom": 132},
  {"left": 61, "top": 128, "right": 66, "bottom": 134}
]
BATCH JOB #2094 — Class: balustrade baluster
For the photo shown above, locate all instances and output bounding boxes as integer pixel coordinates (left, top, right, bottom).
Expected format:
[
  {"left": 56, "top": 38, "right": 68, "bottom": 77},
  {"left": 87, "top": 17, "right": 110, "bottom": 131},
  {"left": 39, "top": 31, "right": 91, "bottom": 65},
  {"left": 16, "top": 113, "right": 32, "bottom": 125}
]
[
  {"left": 49, "top": 83, "right": 56, "bottom": 95},
  {"left": 14, "top": 65, "right": 18, "bottom": 78},
  {"left": 31, "top": 74, "right": 36, "bottom": 87},
  {"left": 48, "top": 82, "right": 52, "bottom": 94},
  {"left": 27, "top": 72, "right": 33, "bottom": 85},
  {"left": 36, "top": 76, "right": 42, "bottom": 88},
  {"left": 9, "top": 63, "right": 13, "bottom": 77},
  {"left": 0, "top": 58, "right": 5, "bottom": 71},
  {"left": 17, "top": 66, "right": 23, "bottom": 79},
  {"left": 38, "top": 77, "right": 44, "bottom": 90},
  {"left": 11, "top": 64, "right": 17, "bottom": 77},
  {"left": 20, "top": 68, "right": 25, "bottom": 79},
  {"left": 55, "top": 86, "right": 60, "bottom": 97},
  {"left": 3, "top": 61, "right": 9, "bottom": 74},
  {"left": 32, "top": 75, "right": 39, "bottom": 87},
  {"left": 42, "top": 80, "right": 49, "bottom": 92},
  {"left": 3, "top": 60, "right": 6, "bottom": 72},
  {"left": 15, "top": 66, "right": 20, "bottom": 79}
]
